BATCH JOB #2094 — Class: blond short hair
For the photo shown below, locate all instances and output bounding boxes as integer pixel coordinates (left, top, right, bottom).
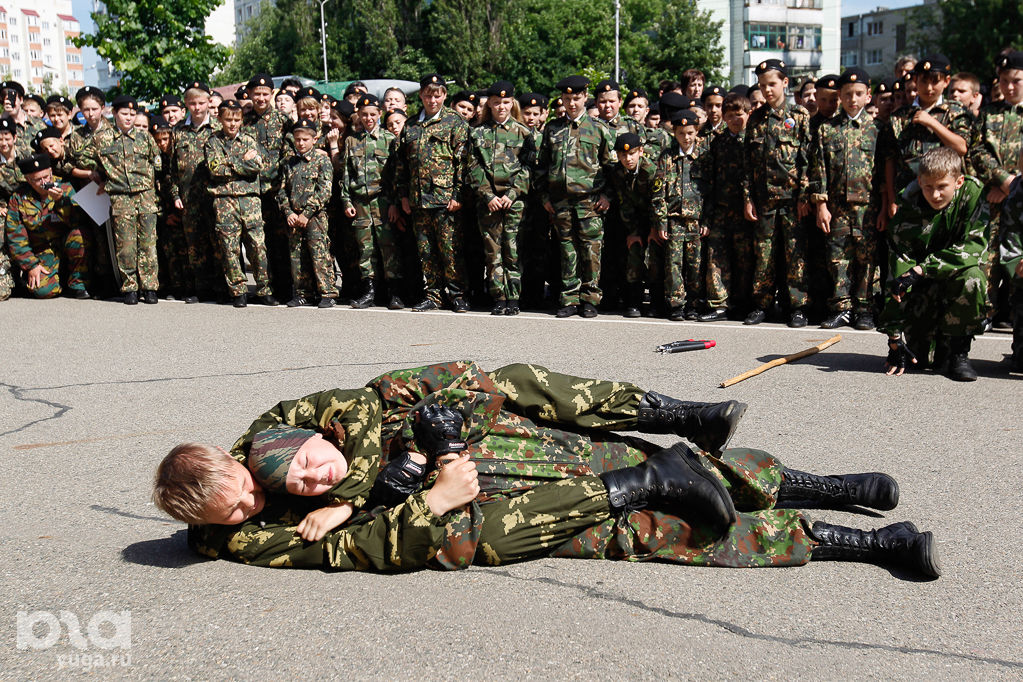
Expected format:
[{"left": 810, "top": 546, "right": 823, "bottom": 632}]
[
  {"left": 918, "top": 147, "right": 964, "bottom": 180},
  {"left": 184, "top": 88, "right": 210, "bottom": 102},
  {"left": 152, "top": 443, "right": 237, "bottom": 524},
  {"left": 296, "top": 97, "right": 320, "bottom": 112}
]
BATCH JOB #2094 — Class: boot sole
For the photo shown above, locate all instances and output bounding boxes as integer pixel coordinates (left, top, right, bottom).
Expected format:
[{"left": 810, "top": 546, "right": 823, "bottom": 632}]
[
  {"left": 669, "top": 444, "right": 738, "bottom": 534},
  {"left": 694, "top": 401, "right": 748, "bottom": 453},
  {"left": 916, "top": 531, "right": 942, "bottom": 578}
]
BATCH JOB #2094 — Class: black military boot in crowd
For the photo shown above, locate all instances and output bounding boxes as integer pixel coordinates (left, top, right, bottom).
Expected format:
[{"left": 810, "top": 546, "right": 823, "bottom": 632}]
[
  {"left": 777, "top": 469, "right": 899, "bottom": 510},
  {"left": 623, "top": 283, "right": 643, "bottom": 318},
  {"left": 351, "top": 279, "right": 375, "bottom": 309},
  {"left": 947, "top": 335, "right": 978, "bottom": 382},
  {"left": 808, "top": 521, "right": 941, "bottom": 579},
  {"left": 386, "top": 280, "right": 405, "bottom": 310},
  {"left": 637, "top": 391, "right": 748, "bottom": 453},
  {"left": 599, "top": 443, "right": 737, "bottom": 537}
]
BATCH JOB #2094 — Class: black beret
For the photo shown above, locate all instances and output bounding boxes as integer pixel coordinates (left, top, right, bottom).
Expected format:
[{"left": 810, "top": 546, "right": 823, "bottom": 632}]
[
  {"left": 19, "top": 153, "right": 52, "bottom": 174},
  {"left": 321, "top": 93, "right": 335, "bottom": 103},
  {"left": 450, "top": 90, "right": 477, "bottom": 105},
  {"left": 838, "top": 68, "right": 871, "bottom": 89},
  {"left": 892, "top": 79, "right": 904, "bottom": 93},
  {"left": 997, "top": 50, "right": 1023, "bottom": 72},
  {"left": 0, "top": 116, "right": 14, "bottom": 134},
  {"left": 111, "top": 95, "right": 138, "bottom": 111},
  {"left": 218, "top": 99, "right": 243, "bottom": 111},
  {"left": 658, "top": 91, "right": 689, "bottom": 114},
  {"left": 419, "top": 73, "right": 446, "bottom": 89},
  {"left": 486, "top": 81, "right": 515, "bottom": 98},
  {"left": 292, "top": 118, "right": 319, "bottom": 133},
  {"left": 159, "top": 94, "right": 183, "bottom": 109},
  {"left": 701, "top": 85, "right": 724, "bottom": 100},
  {"left": 149, "top": 115, "right": 172, "bottom": 132},
  {"left": 298, "top": 86, "right": 321, "bottom": 100},
  {"left": 517, "top": 93, "right": 548, "bottom": 109},
  {"left": 332, "top": 99, "right": 355, "bottom": 117},
  {"left": 754, "top": 59, "right": 787, "bottom": 77},
  {"left": 728, "top": 84, "right": 751, "bottom": 97},
  {"left": 246, "top": 73, "right": 274, "bottom": 89},
  {"left": 31, "top": 126, "right": 61, "bottom": 150},
  {"left": 624, "top": 88, "right": 648, "bottom": 106},
  {"left": 343, "top": 82, "right": 367, "bottom": 97},
  {"left": 647, "top": 103, "right": 660, "bottom": 116},
  {"left": 384, "top": 108, "right": 407, "bottom": 124},
  {"left": 913, "top": 55, "right": 951, "bottom": 75},
  {"left": 46, "top": 95, "right": 73, "bottom": 110},
  {"left": 185, "top": 81, "right": 211, "bottom": 93},
  {"left": 614, "top": 132, "right": 643, "bottom": 152},
  {"left": 234, "top": 87, "right": 247, "bottom": 100},
  {"left": 594, "top": 79, "right": 620, "bottom": 94},
  {"left": 555, "top": 75, "right": 589, "bottom": 94},
  {"left": 875, "top": 76, "right": 896, "bottom": 94},
  {"left": 551, "top": 96, "right": 564, "bottom": 109},
  {"left": 357, "top": 93, "right": 380, "bottom": 109},
  {"left": 26, "top": 93, "right": 45, "bottom": 108},
  {"left": 670, "top": 109, "right": 700, "bottom": 127},
  {"left": 0, "top": 80, "right": 25, "bottom": 97},
  {"left": 275, "top": 90, "right": 294, "bottom": 102},
  {"left": 816, "top": 74, "right": 840, "bottom": 91},
  {"left": 75, "top": 86, "right": 105, "bottom": 104}
]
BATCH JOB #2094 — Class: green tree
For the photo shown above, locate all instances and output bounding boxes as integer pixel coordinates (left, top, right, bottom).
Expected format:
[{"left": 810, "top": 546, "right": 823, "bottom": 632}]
[
  {"left": 909, "top": 0, "right": 1023, "bottom": 78},
  {"left": 76, "top": 0, "right": 230, "bottom": 100}
]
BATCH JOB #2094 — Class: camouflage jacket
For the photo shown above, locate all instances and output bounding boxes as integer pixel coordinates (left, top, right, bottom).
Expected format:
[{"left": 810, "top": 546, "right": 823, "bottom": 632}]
[
  {"left": 744, "top": 101, "right": 812, "bottom": 206},
  {"left": 276, "top": 148, "right": 334, "bottom": 218},
  {"left": 599, "top": 114, "right": 645, "bottom": 141},
  {"left": 243, "top": 106, "right": 292, "bottom": 191},
  {"left": 808, "top": 111, "right": 882, "bottom": 206},
  {"left": 698, "top": 120, "right": 726, "bottom": 140},
  {"left": 969, "top": 100, "right": 1023, "bottom": 189},
  {"left": 337, "top": 125, "right": 396, "bottom": 209},
  {"left": 534, "top": 114, "right": 614, "bottom": 202},
  {"left": 654, "top": 140, "right": 708, "bottom": 228},
  {"left": 66, "top": 119, "right": 110, "bottom": 171},
  {"left": 0, "top": 150, "right": 22, "bottom": 203},
  {"left": 999, "top": 175, "right": 1023, "bottom": 281},
  {"left": 395, "top": 106, "right": 469, "bottom": 209},
  {"left": 4, "top": 180, "right": 76, "bottom": 272},
  {"left": 887, "top": 175, "right": 988, "bottom": 281},
  {"left": 49, "top": 147, "right": 77, "bottom": 183},
  {"left": 701, "top": 129, "right": 747, "bottom": 223},
  {"left": 171, "top": 115, "right": 220, "bottom": 202},
  {"left": 467, "top": 117, "right": 534, "bottom": 204},
  {"left": 880, "top": 99, "right": 974, "bottom": 191},
  {"left": 644, "top": 126, "right": 673, "bottom": 160},
  {"left": 604, "top": 156, "right": 659, "bottom": 236},
  {"left": 15, "top": 115, "right": 46, "bottom": 156},
  {"left": 81, "top": 125, "right": 161, "bottom": 195},
  {"left": 155, "top": 150, "right": 177, "bottom": 214},
  {"left": 204, "top": 131, "right": 264, "bottom": 197}
]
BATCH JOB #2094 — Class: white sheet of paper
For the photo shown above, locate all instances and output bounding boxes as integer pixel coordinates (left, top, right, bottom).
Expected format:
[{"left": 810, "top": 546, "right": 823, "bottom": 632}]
[{"left": 71, "top": 182, "right": 112, "bottom": 226}]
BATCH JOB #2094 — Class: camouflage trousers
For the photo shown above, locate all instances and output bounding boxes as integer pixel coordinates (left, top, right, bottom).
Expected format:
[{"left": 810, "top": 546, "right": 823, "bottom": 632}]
[
  {"left": 666, "top": 217, "right": 702, "bottom": 308},
  {"left": 552, "top": 196, "right": 604, "bottom": 306},
  {"left": 0, "top": 249, "right": 12, "bottom": 300},
  {"left": 109, "top": 192, "right": 159, "bottom": 293},
  {"left": 262, "top": 193, "right": 293, "bottom": 301},
  {"left": 213, "top": 195, "right": 272, "bottom": 297},
  {"left": 412, "top": 207, "right": 467, "bottom": 303},
  {"left": 157, "top": 210, "right": 190, "bottom": 293},
  {"left": 823, "top": 204, "right": 877, "bottom": 313},
  {"left": 181, "top": 189, "right": 222, "bottom": 296},
  {"left": 288, "top": 213, "right": 338, "bottom": 298},
  {"left": 752, "top": 203, "right": 808, "bottom": 310},
  {"left": 878, "top": 266, "right": 988, "bottom": 338},
  {"left": 983, "top": 202, "right": 1004, "bottom": 314},
  {"left": 352, "top": 195, "right": 402, "bottom": 282},
  {"left": 704, "top": 207, "right": 755, "bottom": 310},
  {"left": 478, "top": 200, "right": 523, "bottom": 301},
  {"left": 14, "top": 227, "right": 88, "bottom": 298}
]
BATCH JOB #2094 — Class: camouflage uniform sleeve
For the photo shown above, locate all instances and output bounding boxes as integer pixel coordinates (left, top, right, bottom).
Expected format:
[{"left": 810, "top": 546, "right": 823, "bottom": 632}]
[
  {"left": 920, "top": 181, "right": 990, "bottom": 278},
  {"left": 947, "top": 106, "right": 975, "bottom": 150},
  {"left": 510, "top": 131, "right": 535, "bottom": 204},
  {"left": 78, "top": 134, "right": 100, "bottom": 172},
  {"left": 275, "top": 163, "right": 291, "bottom": 215},
  {"left": 1000, "top": 177, "right": 1023, "bottom": 278},
  {"left": 807, "top": 125, "right": 828, "bottom": 203},
  {"left": 337, "top": 138, "right": 353, "bottom": 211},
  {"left": 4, "top": 196, "right": 38, "bottom": 271},
  {"left": 150, "top": 135, "right": 163, "bottom": 173},
  {"left": 233, "top": 137, "right": 265, "bottom": 177},
  {"left": 796, "top": 112, "right": 811, "bottom": 198},
  {"left": 467, "top": 128, "right": 493, "bottom": 203},
  {"left": 204, "top": 138, "right": 232, "bottom": 182},
  {"left": 452, "top": 119, "right": 470, "bottom": 203},
  {"left": 969, "top": 108, "right": 1014, "bottom": 188},
  {"left": 594, "top": 124, "right": 614, "bottom": 195},
  {"left": 652, "top": 151, "right": 670, "bottom": 234},
  {"left": 302, "top": 152, "right": 333, "bottom": 216}
]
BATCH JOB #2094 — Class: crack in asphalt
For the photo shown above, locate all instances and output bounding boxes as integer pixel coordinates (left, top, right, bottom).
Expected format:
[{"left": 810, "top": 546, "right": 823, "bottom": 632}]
[
  {"left": 488, "top": 569, "right": 1023, "bottom": 670},
  {"left": 90, "top": 504, "right": 178, "bottom": 524},
  {"left": 0, "top": 382, "right": 73, "bottom": 438}
]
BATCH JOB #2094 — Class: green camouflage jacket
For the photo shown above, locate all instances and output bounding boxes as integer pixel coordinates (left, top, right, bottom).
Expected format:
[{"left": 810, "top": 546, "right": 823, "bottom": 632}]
[
  {"left": 4, "top": 180, "right": 76, "bottom": 272},
  {"left": 604, "top": 156, "right": 659, "bottom": 236},
  {"left": 171, "top": 115, "right": 220, "bottom": 202},
  {"left": 654, "top": 140, "right": 708, "bottom": 229},
  {"left": 698, "top": 120, "right": 726, "bottom": 140},
  {"left": 534, "top": 114, "right": 614, "bottom": 202},
  {"left": 887, "top": 175, "right": 988, "bottom": 281},
  {"left": 701, "top": 129, "right": 747, "bottom": 224},
  {"left": 744, "top": 101, "right": 812, "bottom": 206},
  {"left": 81, "top": 125, "right": 161, "bottom": 195},
  {"left": 0, "top": 150, "right": 22, "bottom": 203},
  {"left": 66, "top": 119, "right": 110, "bottom": 171},
  {"left": 15, "top": 115, "right": 46, "bottom": 155},
  {"left": 644, "top": 126, "right": 673, "bottom": 160},
  {"left": 808, "top": 111, "right": 882, "bottom": 206},
  {"left": 969, "top": 100, "right": 1023, "bottom": 189},
  {"left": 880, "top": 99, "right": 974, "bottom": 191},
  {"left": 276, "top": 148, "right": 334, "bottom": 217},
  {"left": 395, "top": 106, "right": 469, "bottom": 209},
  {"left": 204, "top": 131, "right": 264, "bottom": 197},
  {"left": 467, "top": 117, "right": 533, "bottom": 204},
  {"left": 243, "top": 106, "right": 291, "bottom": 191},
  {"left": 338, "top": 125, "right": 396, "bottom": 210},
  {"left": 600, "top": 113, "right": 645, "bottom": 141},
  {"left": 999, "top": 176, "right": 1023, "bottom": 281}
]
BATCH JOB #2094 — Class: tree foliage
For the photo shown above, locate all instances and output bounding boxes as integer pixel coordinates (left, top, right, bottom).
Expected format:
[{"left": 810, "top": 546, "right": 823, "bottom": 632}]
[
  {"left": 909, "top": 0, "right": 1023, "bottom": 78},
  {"left": 76, "top": 0, "right": 230, "bottom": 100}
]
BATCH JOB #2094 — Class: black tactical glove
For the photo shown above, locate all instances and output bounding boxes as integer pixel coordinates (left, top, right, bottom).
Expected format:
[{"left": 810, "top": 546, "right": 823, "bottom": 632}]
[
  {"left": 885, "top": 335, "right": 918, "bottom": 372},
  {"left": 366, "top": 451, "right": 427, "bottom": 509},
  {"left": 890, "top": 269, "right": 922, "bottom": 299},
  {"left": 412, "top": 403, "right": 467, "bottom": 458}
]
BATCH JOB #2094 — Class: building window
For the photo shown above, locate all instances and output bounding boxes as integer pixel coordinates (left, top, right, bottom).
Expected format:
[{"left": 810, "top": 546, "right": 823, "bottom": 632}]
[
  {"left": 12, "top": 68, "right": 20, "bottom": 76},
  {"left": 0, "top": 48, "right": 6, "bottom": 57},
  {"left": 867, "top": 21, "right": 883, "bottom": 35},
  {"left": 11, "top": 33, "right": 17, "bottom": 42},
  {"left": 895, "top": 23, "right": 906, "bottom": 50},
  {"left": 67, "top": 53, "right": 80, "bottom": 63},
  {"left": 847, "top": 22, "right": 856, "bottom": 37},
  {"left": 841, "top": 52, "right": 859, "bottom": 67},
  {"left": 747, "top": 23, "right": 787, "bottom": 50},
  {"left": 43, "top": 37, "right": 50, "bottom": 46},
  {"left": 30, "top": 49, "right": 40, "bottom": 59},
  {"left": 866, "top": 49, "right": 883, "bottom": 65},
  {"left": 788, "top": 25, "right": 822, "bottom": 51},
  {"left": 0, "top": 29, "right": 6, "bottom": 39},
  {"left": 9, "top": 16, "right": 16, "bottom": 25},
  {"left": 42, "top": 21, "right": 49, "bottom": 30}
]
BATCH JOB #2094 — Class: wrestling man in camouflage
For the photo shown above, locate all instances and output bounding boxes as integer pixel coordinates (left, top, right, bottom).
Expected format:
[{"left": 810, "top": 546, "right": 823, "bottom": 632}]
[{"left": 154, "top": 361, "right": 939, "bottom": 579}]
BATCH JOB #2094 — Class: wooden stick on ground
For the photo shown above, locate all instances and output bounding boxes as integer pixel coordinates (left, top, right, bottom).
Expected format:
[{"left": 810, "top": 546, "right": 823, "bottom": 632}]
[{"left": 720, "top": 334, "right": 842, "bottom": 388}]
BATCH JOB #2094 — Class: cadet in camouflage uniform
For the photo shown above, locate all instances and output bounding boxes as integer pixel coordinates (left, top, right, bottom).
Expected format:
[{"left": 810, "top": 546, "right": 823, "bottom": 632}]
[
  {"left": 744, "top": 59, "right": 814, "bottom": 327},
  {"left": 157, "top": 360, "right": 937, "bottom": 579},
  {"left": 535, "top": 75, "right": 615, "bottom": 318},
  {"left": 879, "top": 148, "right": 988, "bottom": 382},
  {"left": 699, "top": 93, "right": 754, "bottom": 321},
  {"left": 999, "top": 176, "right": 1023, "bottom": 371},
  {"left": 0, "top": 80, "right": 46, "bottom": 155},
  {"left": 808, "top": 68, "right": 882, "bottom": 330},
  {"left": 395, "top": 73, "right": 471, "bottom": 312},
  {"left": 0, "top": 117, "right": 22, "bottom": 202},
  {"left": 467, "top": 81, "right": 534, "bottom": 315},
  {"left": 276, "top": 118, "right": 338, "bottom": 307},
  {"left": 338, "top": 94, "right": 403, "bottom": 310},
  {"left": 205, "top": 100, "right": 274, "bottom": 307},
  {"left": 149, "top": 115, "right": 189, "bottom": 299},
  {"left": 654, "top": 110, "right": 708, "bottom": 321},
  {"left": 80, "top": 96, "right": 161, "bottom": 304}
]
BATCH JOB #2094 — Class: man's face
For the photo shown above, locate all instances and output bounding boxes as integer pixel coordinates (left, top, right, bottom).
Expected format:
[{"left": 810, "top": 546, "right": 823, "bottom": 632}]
[
  {"left": 219, "top": 108, "right": 243, "bottom": 136},
  {"left": 595, "top": 91, "right": 621, "bottom": 121},
  {"left": 40, "top": 137, "right": 65, "bottom": 159},
  {"left": 685, "top": 79, "right": 704, "bottom": 99},
  {"left": 185, "top": 93, "right": 209, "bottom": 124},
  {"left": 114, "top": 107, "right": 136, "bottom": 133},
  {"left": 840, "top": 83, "right": 870, "bottom": 118},
  {"left": 758, "top": 71, "right": 788, "bottom": 108},
  {"left": 800, "top": 84, "right": 817, "bottom": 114},
  {"left": 202, "top": 458, "right": 266, "bottom": 525},
  {"left": 153, "top": 130, "right": 172, "bottom": 153},
  {"left": 616, "top": 145, "right": 643, "bottom": 171},
  {"left": 26, "top": 168, "right": 54, "bottom": 197},
  {"left": 625, "top": 97, "right": 649, "bottom": 122},
  {"left": 919, "top": 171, "right": 964, "bottom": 210},
  {"left": 383, "top": 90, "right": 406, "bottom": 112},
  {"left": 23, "top": 100, "right": 43, "bottom": 118},
  {"left": 286, "top": 434, "right": 349, "bottom": 496},
  {"left": 723, "top": 108, "right": 749, "bottom": 134},
  {"left": 359, "top": 105, "right": 381, "bottom": 132},
  {"left": 673, "top": 123, "right": 698, "bottom": 150},
  {"left": 249, "top": 85, "right": 273, "bottom": 112},
  {"left": 563, "top": 91, "right": 587, "bottom": 119},
  {"left": 817, "top": 89, "right": 840, "bottom": 118},
  {"left": 293, "top": 128, "right": 316, "bottom": 155},
  {"left": 46, "top": 106, "right": 71, "bottom": 131},
  {"left": 704, "top": 95, "right": 723, "bottom": 126},
  {"left": 0, "top": 132, "right": 13, "bottom": 155},
  {"left": 453, "top": 100, "right": 475, "bottom": 121},
  {"left": 521, "top": 105, "right": 544, "bottom": 129},
  {"left": 420, "top": 86, "right": 446, "bottom": 117},
  {"left": 998, "top": 68, "right": 1023, "bottom": 105}
]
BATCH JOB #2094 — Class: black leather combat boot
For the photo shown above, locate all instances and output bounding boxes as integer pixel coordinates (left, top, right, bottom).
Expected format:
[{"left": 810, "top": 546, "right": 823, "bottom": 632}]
[
  {"left": 637, "top": 391, "right": 748, "bottom": 453},
  {"left": 808, "top": 521, "right": 941, "bottom": 579},
  {"left": 351, "top": 279, "right": 375, "bottom": 309},
  {"left": 947, "top": 336, "right": 977, "bottom": 381},
  {"left": 777, "top": 469, "right": 899, "bottom": 510},
  {"left": 599, "top": 443, "right": 737, "bottom": 538}
]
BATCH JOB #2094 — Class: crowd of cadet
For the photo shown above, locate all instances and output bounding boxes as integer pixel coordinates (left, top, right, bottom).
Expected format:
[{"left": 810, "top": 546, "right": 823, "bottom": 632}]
[{"left": 0, "top": 48, "right": 1021, "bottom": 380}]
